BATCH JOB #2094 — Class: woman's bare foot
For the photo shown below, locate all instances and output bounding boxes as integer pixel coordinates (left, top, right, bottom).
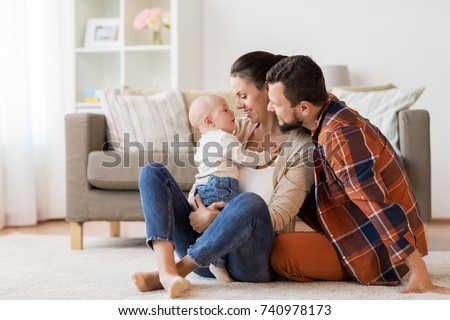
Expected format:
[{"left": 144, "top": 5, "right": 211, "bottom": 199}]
[
  {"left": 131, "top": 271, "right": 163, "bottom": 292},
  {"left": 132, "top": 272, "right": 190, "bottom": 298}
]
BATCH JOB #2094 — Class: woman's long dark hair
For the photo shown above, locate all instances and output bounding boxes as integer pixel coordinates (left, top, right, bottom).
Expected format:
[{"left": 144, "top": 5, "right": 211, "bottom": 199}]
[{"left": 230, "top": 51, "right": 287, "bottom": 90}]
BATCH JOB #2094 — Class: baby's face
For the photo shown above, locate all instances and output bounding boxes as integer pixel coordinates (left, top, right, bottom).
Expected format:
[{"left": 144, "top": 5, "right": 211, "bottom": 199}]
[{"left": 210, "top": 97, "right": 235, "bottom": 133}]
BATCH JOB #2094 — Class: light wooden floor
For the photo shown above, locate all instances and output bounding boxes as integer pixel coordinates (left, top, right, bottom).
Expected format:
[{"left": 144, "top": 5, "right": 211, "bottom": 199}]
[{"left": 1, "top": 219, "right": 449, "bottom": 250}]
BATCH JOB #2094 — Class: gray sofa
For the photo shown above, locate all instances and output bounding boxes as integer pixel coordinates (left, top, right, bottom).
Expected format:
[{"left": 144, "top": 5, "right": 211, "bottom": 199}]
[{"left": 65, "top": 89, "right": 431, "bottom": 249}]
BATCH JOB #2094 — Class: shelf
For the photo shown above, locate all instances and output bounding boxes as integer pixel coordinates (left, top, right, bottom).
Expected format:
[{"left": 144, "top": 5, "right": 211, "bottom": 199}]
[
  {"left": 71, "top": 0, "right": 202, "bottom": 113},
  {"left": 124, "top": 45, "right": 171, "bottom": 52},
  {"left": 75, "top": 47, "right": 121, "bottom": 53},
  {"left": 75, "top": 45, "right": 170, "bottom": 53}
]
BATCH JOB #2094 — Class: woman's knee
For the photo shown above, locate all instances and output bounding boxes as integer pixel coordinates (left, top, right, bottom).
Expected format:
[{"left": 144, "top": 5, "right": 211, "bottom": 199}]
[
  {"left": 139, "top": 163, "right": 168, "bottom": 185},
  {"left": 141, "top": 162, "right": 166, "bottom": 175},
  {"left": 231, "top": 192, "right": 269, "bottom": 215}
]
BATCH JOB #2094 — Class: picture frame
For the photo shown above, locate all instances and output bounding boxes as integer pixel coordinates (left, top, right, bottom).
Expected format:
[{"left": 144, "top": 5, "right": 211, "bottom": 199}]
[{"left": 84, "top": 18, "right": 120, "bottom": 47}]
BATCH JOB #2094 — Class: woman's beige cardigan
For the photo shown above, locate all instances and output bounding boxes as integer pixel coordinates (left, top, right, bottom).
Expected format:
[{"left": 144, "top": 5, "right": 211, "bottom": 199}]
[{"left": 189, "top": 117, "right": 314, "bottom": 233}]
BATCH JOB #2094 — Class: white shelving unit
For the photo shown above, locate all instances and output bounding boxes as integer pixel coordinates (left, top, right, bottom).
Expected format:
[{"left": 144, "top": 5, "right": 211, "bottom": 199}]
[{"left": 72, "top": 0, "right": 202, "bottom": 113}]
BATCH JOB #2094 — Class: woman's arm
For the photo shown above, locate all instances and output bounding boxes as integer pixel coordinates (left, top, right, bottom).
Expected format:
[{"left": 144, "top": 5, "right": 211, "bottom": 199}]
[{"left": 269, "top": 131, "right": 314, "bottom": 232}]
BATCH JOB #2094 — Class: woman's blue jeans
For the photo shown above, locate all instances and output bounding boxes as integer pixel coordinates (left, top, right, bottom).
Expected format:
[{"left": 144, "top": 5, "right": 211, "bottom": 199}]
[{"left": 138, "top": 163, "right": 275, "bottom": 282}]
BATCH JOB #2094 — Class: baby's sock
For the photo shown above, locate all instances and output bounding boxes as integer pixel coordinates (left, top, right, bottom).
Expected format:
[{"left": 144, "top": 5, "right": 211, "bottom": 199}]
[
  {"left": 168, "top": 276, "right": 190, "bottom": 298},
  {"left": 209, "top": 263, "right": 233, "bottom": 283}
]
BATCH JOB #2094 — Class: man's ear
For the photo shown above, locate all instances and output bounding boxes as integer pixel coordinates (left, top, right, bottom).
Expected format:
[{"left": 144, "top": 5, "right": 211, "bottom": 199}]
[
  {"left": 299, "top": 101, "right": 314, "bottom": 116},
  {"left": 202, "top": 115, "right": 214, "bottom": 127}
]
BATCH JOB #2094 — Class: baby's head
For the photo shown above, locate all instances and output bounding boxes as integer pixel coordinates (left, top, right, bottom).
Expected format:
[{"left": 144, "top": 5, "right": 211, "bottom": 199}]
[{"left": 189, "top": 95, "right": 235, "bottom": 134}]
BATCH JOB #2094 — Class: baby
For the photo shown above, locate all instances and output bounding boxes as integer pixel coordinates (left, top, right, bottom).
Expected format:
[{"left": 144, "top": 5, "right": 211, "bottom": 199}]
[{"left": 188, "top": 94, "right": 277, "bottom": 282}]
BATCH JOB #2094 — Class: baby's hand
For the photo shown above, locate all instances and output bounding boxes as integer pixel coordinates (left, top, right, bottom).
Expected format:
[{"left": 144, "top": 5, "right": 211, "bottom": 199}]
[{"left": 269, "top": 145, "right": 280, "bottom": 159}]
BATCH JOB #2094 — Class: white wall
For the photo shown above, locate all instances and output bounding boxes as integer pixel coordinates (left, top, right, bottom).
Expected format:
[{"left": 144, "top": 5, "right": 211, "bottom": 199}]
[{"left": 201, "top": 0, "right": 450, "bottom": 218}]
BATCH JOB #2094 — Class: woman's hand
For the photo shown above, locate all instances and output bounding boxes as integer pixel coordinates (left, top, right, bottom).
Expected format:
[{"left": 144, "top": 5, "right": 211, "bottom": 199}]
[
  {"left": 189, "top": 194, "right": 227, "bottom": 233},
  {"left": 269, "top": 144, "right": 280, "bottom": 159}
]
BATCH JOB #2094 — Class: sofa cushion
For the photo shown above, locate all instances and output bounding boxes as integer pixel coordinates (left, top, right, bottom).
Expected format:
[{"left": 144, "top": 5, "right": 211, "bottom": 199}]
[
  {"left": 122, "top": 88, "right": 242, "bottom": 143},
  {"left": 87, "top": 150, "right": 198, "bottom": 191},
  {"left": 330, "top": 87, "right": 425, "bottom": 153},
  {"left": 97, "top": 87, "right": 193, "bottom": 151},
  {"left": 333, "top": 83, "right": 396, "bottom": 92}
]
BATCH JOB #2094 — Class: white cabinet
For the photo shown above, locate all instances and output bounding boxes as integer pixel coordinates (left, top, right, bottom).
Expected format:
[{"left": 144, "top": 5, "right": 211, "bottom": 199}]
[{"left": 72, "top": 0, "right": 202, "bottom": 112}]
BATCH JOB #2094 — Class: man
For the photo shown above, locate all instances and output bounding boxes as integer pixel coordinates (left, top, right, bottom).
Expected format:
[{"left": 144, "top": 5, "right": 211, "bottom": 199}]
[{"left": 266, "top": 55, "right": 449, "bottom": 294}]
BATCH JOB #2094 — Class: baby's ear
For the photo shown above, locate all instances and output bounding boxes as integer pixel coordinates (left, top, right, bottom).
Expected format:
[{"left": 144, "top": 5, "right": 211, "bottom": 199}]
[{"left": 203, "top": 115, "right": 214, "bottom": 127}]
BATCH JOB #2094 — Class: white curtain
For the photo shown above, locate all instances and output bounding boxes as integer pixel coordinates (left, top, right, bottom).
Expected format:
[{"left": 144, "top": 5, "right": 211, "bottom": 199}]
[{"left": 0, "top": 0, "right": 71, "bottom": 229}]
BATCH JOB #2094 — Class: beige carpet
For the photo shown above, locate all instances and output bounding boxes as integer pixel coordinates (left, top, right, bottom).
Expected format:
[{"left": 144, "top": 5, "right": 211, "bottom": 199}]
[{"left": 1, "top": 233, "right": 449, "bottom": 300}]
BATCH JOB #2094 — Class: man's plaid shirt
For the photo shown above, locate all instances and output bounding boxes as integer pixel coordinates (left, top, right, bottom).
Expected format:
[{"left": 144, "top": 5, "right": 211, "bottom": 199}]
[{"left": 310, "top": 99, "right": 428, "bottom": 285}]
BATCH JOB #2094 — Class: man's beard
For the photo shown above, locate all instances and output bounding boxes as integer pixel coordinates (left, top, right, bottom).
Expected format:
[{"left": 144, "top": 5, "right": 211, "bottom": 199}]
[{"left": 279, "top": 111, "right": 303, "bottom": 133}]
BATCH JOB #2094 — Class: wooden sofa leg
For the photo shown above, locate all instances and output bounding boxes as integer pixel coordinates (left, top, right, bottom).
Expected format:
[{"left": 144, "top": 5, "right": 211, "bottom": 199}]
[
  {"left": 110, "top": 221, "right": 120, "bottom": 237},
  {"left": 70, "top": 221, "right": 83, "bottom": 250}
]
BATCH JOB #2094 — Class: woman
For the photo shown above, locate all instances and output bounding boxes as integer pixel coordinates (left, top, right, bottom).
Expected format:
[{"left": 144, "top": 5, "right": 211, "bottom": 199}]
[{"left": 131, "top": 51, "right": 313, "bottom": 298}]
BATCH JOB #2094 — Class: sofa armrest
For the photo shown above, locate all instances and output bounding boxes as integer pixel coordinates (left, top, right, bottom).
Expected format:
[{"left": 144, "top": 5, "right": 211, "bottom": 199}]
[
  {"left": 65, "top": 113, "right": 107, "bottom": 221},
  {"left": 398, "top": 109, "right": 431, "bottom": 223}
]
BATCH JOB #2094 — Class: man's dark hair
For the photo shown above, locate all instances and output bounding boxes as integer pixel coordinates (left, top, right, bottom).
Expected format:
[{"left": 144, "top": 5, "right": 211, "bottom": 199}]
[
  {"left": 231, "top": 51, "right": 287, "bottom": 90},
  {"left": 266, "top": 55, "right": 329, "bottom": 107}
]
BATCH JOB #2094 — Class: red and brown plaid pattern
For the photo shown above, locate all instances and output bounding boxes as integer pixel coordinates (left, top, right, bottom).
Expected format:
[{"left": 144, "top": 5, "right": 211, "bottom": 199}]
[{"left": 309, "top": 99, "right": 428, "bottom": 285}]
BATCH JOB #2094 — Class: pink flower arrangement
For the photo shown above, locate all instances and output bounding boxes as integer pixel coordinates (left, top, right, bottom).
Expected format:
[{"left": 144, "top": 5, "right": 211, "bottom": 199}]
[{"left": 133, "top": 7, "right": 170, "bottom": 32}]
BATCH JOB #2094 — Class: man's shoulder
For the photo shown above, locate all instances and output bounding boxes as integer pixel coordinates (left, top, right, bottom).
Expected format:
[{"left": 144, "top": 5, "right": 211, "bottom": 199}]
[
  {"left": 322, "top": 101, "right": 371, "bottom": 133},
  {"left": 326, "top": 101, "right": 356, "bottom": 122},
  {"left": 326, "top": 100, "right": 385, "bottom": 136},
  {"left": 318, "top": 102, "right": 362, "bottom": 144}
]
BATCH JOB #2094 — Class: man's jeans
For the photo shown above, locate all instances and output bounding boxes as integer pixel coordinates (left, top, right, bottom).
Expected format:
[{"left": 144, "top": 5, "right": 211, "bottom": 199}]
[{"left": 138, "top": 162, "right": 275, "bottom": 282}]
